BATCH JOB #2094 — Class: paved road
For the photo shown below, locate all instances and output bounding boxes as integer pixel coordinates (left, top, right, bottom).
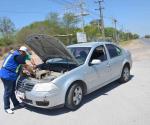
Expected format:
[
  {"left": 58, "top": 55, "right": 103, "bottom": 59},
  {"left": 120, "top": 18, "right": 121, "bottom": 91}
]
[
  {"left": 141, "top": 38, "right": 150, "bottom": 45},
  {"left": 0, "top": 39, "right": 150, "bottom": 125}
]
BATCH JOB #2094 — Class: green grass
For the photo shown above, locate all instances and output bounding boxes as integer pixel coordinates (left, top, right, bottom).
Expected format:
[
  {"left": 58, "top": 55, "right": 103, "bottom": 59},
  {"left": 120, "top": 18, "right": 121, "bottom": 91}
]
[{"left": 119, "top": 40, "right": 132, "bottom": 46}]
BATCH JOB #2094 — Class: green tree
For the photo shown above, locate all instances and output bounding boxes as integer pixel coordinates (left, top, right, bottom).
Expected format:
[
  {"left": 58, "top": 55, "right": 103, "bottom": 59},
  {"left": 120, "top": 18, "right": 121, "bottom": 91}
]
[
  {"left": 0, "top": 17, "right": 16, "bottom": 46},
  {"left": 144, "top": 35, "right": 150, "bottom": 38},
  {"left": 62, "top": 13, "right": 79, "bottom": 30},
  {"left": 0, "top": 17, "right": 15, "bottom": 38},
  {"left": 46, "top": 12, "right": 61, "bottom": 35},
  {"left": 61, "top": 13, "right": 80, "bottom": 44}
]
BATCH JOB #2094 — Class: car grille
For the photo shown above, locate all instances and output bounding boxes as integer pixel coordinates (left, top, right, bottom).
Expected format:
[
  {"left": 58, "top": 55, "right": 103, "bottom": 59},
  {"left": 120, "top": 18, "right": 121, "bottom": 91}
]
[{"left": 16, "top": 77, "right": 34, "bottom": 92}]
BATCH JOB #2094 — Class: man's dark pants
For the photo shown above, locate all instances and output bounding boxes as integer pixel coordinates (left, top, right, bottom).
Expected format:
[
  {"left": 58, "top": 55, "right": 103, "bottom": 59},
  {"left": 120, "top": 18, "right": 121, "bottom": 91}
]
[{"left": 1, "top": 78, "right": 19, "bottom": 110}]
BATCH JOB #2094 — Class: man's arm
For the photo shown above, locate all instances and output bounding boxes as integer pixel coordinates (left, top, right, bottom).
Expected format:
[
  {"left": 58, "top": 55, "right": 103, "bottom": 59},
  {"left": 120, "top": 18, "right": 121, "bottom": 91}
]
[
  {"left": 14, "top": 55, "right": 26, "bottom": 64},
  {"left": 14, "top": 55, "right": 34, "bottom": 74}
]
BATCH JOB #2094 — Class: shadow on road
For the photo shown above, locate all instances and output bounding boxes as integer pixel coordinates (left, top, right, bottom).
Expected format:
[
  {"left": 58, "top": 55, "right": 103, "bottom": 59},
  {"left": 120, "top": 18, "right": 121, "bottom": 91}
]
[
  {"left": 82, "top": 75, "right": 134, "bottom": 105},
  {"left": 25, "top": 75, "right": 134, "bottom": 116}
]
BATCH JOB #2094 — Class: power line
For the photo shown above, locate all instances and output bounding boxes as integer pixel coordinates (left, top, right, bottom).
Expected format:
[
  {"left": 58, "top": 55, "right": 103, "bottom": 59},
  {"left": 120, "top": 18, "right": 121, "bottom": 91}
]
[
  {"left": 50, "top": 0, "right": 73, "bottom": 6},
  {"left": 64, "top": 0, "right": 89, "bottom": 32},
  {"left": 63, "top": 0, "right": 73, "bottom": 4},
  {"left": 50, "top": 0, "right": 67, "bottom": 5},
  {"left": 76, "top": 7, "right": 127, "bottom": 37},
  {"left": 0, "top": 10, "right": 48, "bottom": 14}
]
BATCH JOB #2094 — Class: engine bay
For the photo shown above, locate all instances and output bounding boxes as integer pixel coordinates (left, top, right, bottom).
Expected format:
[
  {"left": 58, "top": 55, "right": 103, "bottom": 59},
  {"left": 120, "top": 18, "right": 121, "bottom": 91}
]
[{"left": 21, "top": 61, "right": 78, "bottom": 83}]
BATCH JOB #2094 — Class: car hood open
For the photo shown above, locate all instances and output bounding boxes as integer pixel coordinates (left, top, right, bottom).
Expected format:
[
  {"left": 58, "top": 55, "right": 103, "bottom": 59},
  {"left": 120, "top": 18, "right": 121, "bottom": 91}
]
[{"left": 25, "top": 34, "right": 78, "bottom": 65}]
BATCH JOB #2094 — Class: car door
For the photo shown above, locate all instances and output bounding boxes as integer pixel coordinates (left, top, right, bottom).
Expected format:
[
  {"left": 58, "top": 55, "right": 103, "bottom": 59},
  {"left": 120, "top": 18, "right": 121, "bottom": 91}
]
[
  {"left": 84, "top": 45, "right": 111, "bottom": 92},
  {"left": 105, "top": 44, "right": 124, "bottom": 80}
]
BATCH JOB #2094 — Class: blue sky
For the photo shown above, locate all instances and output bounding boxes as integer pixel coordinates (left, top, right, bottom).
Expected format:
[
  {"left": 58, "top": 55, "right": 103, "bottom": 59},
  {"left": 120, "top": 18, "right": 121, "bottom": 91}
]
[{"left": 0, "top": 0, "right": 150, "bottom": 36}]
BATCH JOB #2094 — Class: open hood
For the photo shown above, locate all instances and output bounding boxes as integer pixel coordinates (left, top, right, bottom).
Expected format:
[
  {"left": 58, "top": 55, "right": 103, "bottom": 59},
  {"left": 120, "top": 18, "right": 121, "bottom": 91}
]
[{"left": 25, "top": 34, "right": 78, "bottom": 64}]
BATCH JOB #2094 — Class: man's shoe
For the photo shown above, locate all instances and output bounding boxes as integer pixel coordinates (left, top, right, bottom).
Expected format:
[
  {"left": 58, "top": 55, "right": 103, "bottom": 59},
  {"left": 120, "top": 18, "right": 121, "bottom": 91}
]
[{"left": 5, "top": 109, "right": 14, "bottom": 114}]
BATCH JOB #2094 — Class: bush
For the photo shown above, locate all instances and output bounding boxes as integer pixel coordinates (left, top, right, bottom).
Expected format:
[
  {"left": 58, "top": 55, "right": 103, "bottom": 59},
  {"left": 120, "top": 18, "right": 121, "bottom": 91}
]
[{"left": 144, "top": 35, "right": 150, "bottom": 38}]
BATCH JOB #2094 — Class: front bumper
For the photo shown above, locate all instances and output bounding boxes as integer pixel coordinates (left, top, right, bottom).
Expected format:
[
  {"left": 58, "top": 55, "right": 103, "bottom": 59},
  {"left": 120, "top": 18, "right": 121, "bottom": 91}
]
[{"left": 17, "top": 90, "right": 64, "bottom": 109}]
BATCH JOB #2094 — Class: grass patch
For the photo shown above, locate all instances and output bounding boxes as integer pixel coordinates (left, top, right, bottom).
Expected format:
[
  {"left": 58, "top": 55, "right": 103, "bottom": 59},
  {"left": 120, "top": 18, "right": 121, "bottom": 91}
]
[{"left": 120, "top": 40, "right": 131, "bottom": 46}]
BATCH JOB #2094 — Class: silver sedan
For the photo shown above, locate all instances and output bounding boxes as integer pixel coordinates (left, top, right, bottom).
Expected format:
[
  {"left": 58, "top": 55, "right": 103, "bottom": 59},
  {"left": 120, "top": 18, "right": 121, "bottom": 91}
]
[{"left": 16, "top": 34, "right": 132, "bottom": 110}]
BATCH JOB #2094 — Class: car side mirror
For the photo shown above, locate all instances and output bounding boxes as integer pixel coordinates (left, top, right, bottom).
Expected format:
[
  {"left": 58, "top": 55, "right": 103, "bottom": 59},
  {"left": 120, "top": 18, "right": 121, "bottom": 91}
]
[{"left": 90, "top": 59, "right": 101, "bottom": 65}]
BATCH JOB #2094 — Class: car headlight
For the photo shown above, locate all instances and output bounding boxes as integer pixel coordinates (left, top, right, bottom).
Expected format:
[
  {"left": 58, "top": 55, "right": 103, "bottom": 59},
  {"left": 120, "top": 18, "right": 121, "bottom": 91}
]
[{"left": 33, "top": 83, "right": 58, "bottom": 92}]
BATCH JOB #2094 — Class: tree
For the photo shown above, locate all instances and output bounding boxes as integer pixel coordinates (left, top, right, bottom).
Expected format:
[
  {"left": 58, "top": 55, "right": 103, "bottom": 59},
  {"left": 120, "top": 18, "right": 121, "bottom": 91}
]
[
  {"left": 144, "top": 35, "right": 150, "bottom": 38},
  {"left": 16, "top": 27, "right": 33, "bottom": 43},
  {"left": 61, "top": 13, "right": 80, "bottom": 44},
  {"left": 62, "top": 13, "right": 79, "bottom": 31},
  {"left": 16, "top": 20, "right": 52, "bottom": 43},
  {"left": 46, "top": 12, "right": 59, "bottom": 24},
  {"left": 0, "top": 17, "right": 15, "bottom": 38},
  {"left": 105, "top": 27, "right": 115, "bottom": 38},
  {"left": 85, "top": 24, "right": 100, "bottom": 41},
  {"left": 90, "top": 19, "right": 100, "bottom": 26},
  {"left": 46, "top": 12, "right": 60, "bottom": 33},
  {"left": 133, "top": 34, "right": 139, "bottom": 39}
]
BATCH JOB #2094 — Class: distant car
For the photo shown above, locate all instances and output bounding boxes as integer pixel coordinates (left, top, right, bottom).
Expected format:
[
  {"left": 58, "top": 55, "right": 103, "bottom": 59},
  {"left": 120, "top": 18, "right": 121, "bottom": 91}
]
[{"left": 16, "top": 34, "right": 132, "bottom": 110}]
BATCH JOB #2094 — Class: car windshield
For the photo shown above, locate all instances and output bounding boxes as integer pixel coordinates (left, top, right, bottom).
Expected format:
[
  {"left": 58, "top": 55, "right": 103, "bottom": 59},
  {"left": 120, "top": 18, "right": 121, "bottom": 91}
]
[{"left": 68, "top": 47, "right": 91, "bottom": 65}]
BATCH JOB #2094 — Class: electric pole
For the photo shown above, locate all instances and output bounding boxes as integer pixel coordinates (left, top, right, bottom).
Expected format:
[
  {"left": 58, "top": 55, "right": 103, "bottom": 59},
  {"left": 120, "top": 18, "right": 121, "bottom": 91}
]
[
  {"left": 95, "top": 0, "right": 105, "bottom": 40},
  {"left": 80, "top": 0, "right": 85, "bottom": 32},
  {"left": 64, "top": 0, "right": 88, "bottom": 33},
  {"left": 63, "top": 0, "right": 88, "bottom": 43},
  {"left": 112, "top": 18, "right": 118, "bottom": 44}
]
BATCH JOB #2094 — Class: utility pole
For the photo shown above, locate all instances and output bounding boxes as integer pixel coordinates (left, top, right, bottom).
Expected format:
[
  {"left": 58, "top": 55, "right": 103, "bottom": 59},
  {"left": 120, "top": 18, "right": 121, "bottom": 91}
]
[
  {"left": 80, "top": 0, "right": 85, "bottom": 32},
  {"left": 78, "top": 0, "right": 89, "bottom": 33},
  {"left": 64, "top": 0, "right": 88, "bottom": 33},
  {"left": 119, "top": 24, "right": 124, "bottom": 40},
  {"left": 64, "top": 5, "right": 73, "bottom": 45},
  {"left": 63, "top": 0, "right": 88, "bottom": 43},
  {"left": 112, "top": 18, "right": 118, "bottom": 44},
  {"left": 95, "top": 0, "right": 105, "bottom": 40}
]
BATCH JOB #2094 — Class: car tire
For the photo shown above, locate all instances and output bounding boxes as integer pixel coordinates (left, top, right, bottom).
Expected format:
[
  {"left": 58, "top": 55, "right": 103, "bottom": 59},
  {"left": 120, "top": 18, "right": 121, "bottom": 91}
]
[
  {"left": 65, "top": 83, "right": 83, "bottom": 110},
  {"left": 119, "top": 65, "right": 130, "bottom": 83}
]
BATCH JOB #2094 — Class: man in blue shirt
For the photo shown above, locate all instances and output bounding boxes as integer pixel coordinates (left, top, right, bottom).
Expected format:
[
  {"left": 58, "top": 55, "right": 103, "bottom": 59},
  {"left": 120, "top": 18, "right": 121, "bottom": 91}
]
[{"left": 0, "top": 46, "right": 32, "bottom": 114}]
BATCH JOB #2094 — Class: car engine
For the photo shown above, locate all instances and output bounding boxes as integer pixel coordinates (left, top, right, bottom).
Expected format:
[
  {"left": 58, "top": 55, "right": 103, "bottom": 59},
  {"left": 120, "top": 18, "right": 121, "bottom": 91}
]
[{"left": 16, "top": 62, "right": 77, "bottom": 92}]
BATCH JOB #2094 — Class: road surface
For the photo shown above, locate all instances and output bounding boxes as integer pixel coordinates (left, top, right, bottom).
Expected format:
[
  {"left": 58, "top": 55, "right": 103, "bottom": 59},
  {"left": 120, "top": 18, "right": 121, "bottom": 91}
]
[{"left": 0, "top": 39, "right": 150, "bottom": 125}]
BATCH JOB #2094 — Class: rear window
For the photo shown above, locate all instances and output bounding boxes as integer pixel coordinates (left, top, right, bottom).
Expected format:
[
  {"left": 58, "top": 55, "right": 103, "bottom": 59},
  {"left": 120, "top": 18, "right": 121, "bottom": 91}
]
[{"left": 106, "top": 44, "right": 122, "bottom": 58}]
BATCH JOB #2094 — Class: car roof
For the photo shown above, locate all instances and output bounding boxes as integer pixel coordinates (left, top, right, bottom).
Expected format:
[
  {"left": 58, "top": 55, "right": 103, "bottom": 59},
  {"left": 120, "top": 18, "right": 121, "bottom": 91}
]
[{"left": 67, "top": 41, "right": 114, "bottom": 48}]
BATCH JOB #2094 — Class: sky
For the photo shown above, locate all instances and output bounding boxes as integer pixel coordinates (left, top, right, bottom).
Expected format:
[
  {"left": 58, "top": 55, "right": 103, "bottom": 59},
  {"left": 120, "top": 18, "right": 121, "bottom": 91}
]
[{"left": 0, "top": 0, "right": 150, "bottom": 36}]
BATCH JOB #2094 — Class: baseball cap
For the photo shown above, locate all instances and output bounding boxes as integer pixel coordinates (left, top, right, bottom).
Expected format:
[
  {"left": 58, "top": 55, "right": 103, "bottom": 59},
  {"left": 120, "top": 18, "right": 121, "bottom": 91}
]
[{"left": 19, "top": 46, "right": 28, "bottom": 54}]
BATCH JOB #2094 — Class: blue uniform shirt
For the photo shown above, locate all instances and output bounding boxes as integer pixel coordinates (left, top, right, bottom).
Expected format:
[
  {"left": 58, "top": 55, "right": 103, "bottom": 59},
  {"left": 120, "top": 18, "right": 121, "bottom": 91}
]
[{"left": 0, "top": 50, "right": 26, "bottom": 80}]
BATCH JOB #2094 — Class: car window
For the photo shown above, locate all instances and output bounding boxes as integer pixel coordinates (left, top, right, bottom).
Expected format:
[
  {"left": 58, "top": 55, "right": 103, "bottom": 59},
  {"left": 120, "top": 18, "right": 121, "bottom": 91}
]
[
  {"left": 68, "top": 47, "right": 91, "bottom": 65},
  {"left": 90, "top": 45, "right": 107, "bottom": 62},
  {"left": 106, "top": 44, "right": 122, "bottom": 58}
]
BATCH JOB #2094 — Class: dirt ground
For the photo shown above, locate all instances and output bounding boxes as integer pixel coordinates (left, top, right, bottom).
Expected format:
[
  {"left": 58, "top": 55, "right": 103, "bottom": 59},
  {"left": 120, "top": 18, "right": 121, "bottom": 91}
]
[{"left": 122, "top": 39, "right": 150, "bottom": 61}]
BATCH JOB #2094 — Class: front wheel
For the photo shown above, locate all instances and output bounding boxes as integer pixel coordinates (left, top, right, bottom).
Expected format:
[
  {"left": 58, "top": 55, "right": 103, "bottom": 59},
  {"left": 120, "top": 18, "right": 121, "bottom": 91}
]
[
  {"left": 65, "top": 83, "right": 83, "bottom": 110},
  {"left": 119, "top": 65, "right": 130, "bottom": 83}
]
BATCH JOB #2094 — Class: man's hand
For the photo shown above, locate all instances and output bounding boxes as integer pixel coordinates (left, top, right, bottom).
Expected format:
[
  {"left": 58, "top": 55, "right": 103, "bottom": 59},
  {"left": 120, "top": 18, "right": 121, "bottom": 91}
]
[{"left": 24, "top": 64, "right": 34, "bottom": 75}]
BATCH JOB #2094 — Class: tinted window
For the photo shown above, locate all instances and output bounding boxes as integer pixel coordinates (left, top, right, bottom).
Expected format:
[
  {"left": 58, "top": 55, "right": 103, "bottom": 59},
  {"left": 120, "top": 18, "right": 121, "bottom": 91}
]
[
  {"left": 90, "top": 45, "right": 107, "bottom": 62},
  {"left": 106, "top": 44, "right": 122, "bottom": 58},
  {"left": 68, "top": 47, "right": 91, "bottom": 65}
]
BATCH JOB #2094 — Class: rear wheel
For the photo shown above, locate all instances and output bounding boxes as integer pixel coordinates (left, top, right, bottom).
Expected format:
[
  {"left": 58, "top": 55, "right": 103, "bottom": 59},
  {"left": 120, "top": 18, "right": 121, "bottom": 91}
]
[
  {"left": 65, "top": 83, "right": 83, "bottom": 110},
  {"left": 119, "top": 65, "right": 130, "bottom": 83}
]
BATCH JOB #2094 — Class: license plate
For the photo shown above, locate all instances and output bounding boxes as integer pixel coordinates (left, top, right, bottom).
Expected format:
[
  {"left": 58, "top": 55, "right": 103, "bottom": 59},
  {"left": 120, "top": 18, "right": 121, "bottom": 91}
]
[{"left": 17, "top": 91, "right": 25, "bottom": 99}]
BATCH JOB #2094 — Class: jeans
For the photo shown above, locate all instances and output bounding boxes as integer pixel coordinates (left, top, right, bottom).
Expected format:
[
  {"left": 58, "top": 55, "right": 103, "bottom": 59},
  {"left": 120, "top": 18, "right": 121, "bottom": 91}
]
[{"left": 1, "top": 78, "right": 20, "bottom": 110}]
